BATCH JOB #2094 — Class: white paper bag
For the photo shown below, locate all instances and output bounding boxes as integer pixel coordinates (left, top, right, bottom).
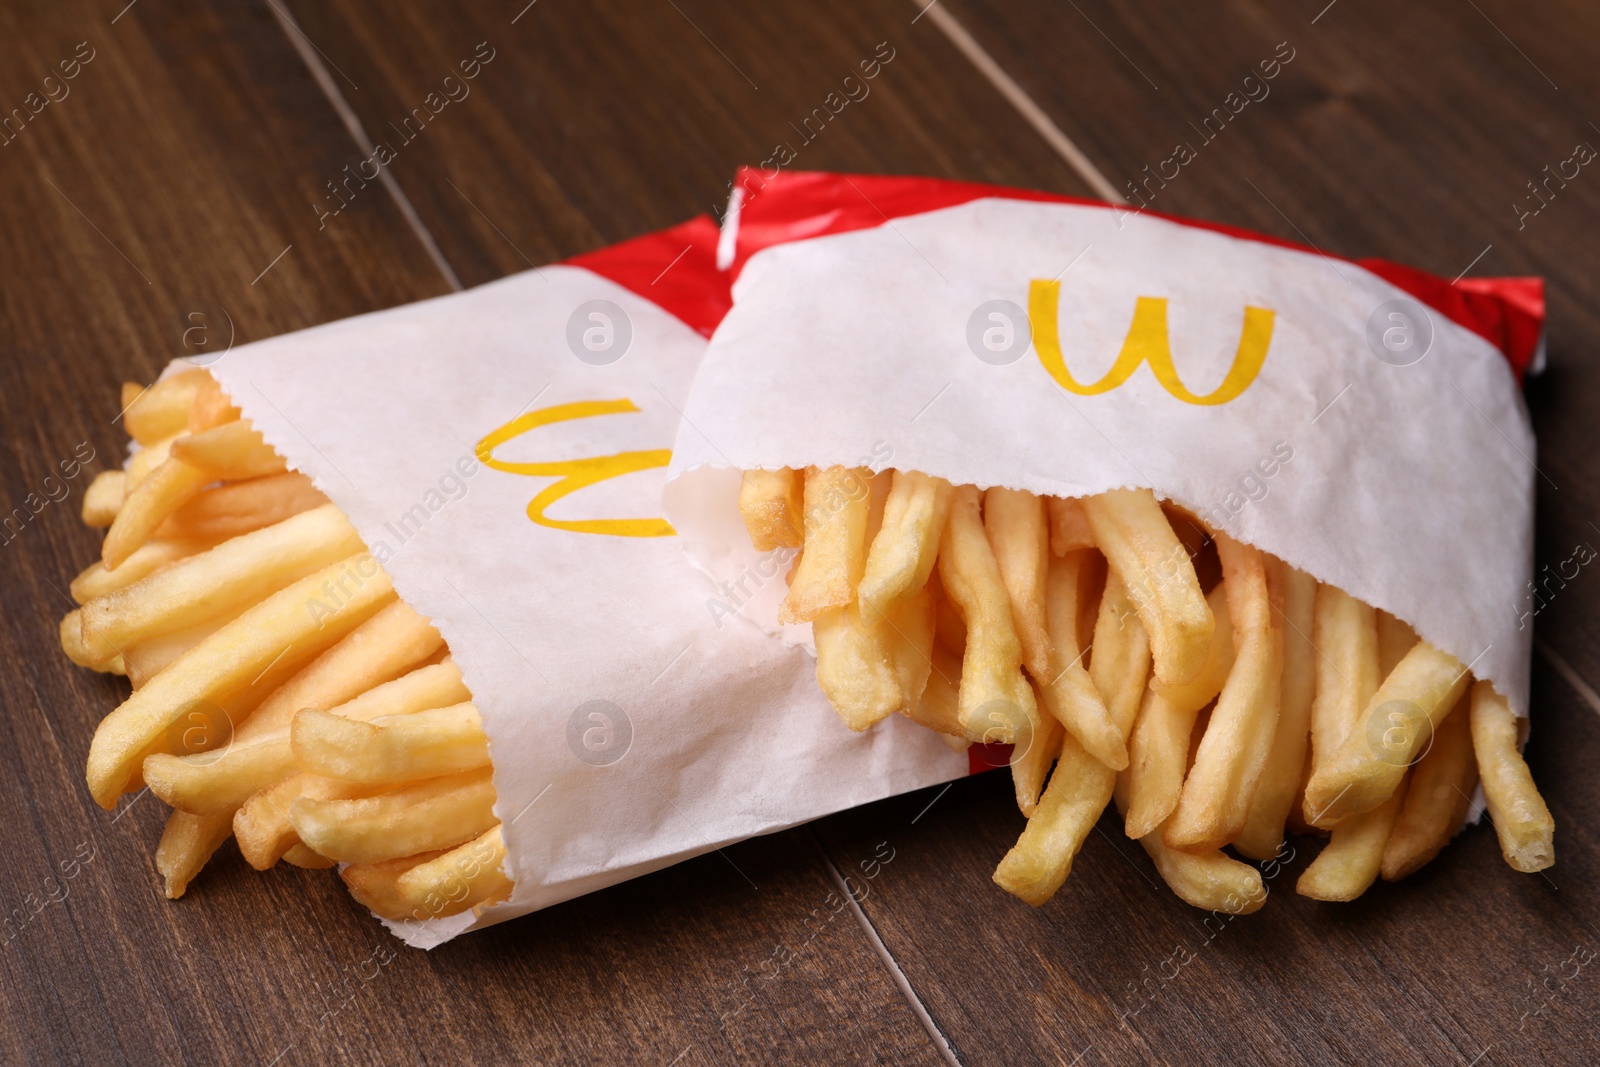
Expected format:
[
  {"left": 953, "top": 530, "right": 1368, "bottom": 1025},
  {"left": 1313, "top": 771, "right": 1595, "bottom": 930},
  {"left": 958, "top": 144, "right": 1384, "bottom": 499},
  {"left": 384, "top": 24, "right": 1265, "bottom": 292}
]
[
  {"left": 666, "top": 172, "right": 1545, "bottom": 732},
  {"left": 200, "top": 217, "right": 968, "bottom": 947}
]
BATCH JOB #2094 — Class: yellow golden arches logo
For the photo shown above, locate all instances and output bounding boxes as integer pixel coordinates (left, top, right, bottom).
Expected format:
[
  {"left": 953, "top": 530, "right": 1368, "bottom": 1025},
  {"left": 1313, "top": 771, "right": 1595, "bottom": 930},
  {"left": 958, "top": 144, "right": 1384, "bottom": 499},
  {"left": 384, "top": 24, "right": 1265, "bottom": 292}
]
[
  {"left": 1027, "top": 279, "right": 1276, "bottom": 406},
  {"left": 476, "top": 398, "right": 675, "bottom": 538}
]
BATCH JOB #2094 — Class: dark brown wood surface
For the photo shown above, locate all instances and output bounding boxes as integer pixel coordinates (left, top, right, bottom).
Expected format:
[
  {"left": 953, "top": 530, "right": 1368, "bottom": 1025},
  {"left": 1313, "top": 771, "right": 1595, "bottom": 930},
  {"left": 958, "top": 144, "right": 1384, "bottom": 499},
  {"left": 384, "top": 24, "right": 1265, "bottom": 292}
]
[{"left": 0, "top": 0, "right": 1595, "bottom": 1063}]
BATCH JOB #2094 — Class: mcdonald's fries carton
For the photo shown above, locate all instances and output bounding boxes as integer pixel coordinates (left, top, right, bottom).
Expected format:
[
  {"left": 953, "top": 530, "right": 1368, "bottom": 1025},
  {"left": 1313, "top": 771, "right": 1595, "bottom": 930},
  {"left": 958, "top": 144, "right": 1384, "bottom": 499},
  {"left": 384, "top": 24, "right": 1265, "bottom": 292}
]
[
  {"left": 203, "top": 218, "right": 967, "bottom": 947},
  {"left": 666, "top": 170, "right": 1544, "bottom": 728}
]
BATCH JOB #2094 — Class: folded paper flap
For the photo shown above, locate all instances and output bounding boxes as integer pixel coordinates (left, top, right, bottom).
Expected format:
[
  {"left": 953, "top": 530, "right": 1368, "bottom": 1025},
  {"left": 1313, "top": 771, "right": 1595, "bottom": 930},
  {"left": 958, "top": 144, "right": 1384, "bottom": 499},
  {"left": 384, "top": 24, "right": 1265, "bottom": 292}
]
[
  {"left": 196, "top": 220, "right": 966, "bottom": 946},
  {"left": 668, "top": 193, "right": 1535, "bottom": 721},
  {"left": 727, "top": 169, "right": 1545, "bottom": 379}
]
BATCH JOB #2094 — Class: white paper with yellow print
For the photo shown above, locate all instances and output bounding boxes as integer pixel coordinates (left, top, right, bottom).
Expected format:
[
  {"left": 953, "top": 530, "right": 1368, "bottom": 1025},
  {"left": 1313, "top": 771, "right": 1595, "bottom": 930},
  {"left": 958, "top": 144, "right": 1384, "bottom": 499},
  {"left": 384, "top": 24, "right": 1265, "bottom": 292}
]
[
  {"left": 665, "top": 181, "right": 1540, "bottom": 735},
  {"left": 204, "top": 219, "right": 967, "bottom": 948}
]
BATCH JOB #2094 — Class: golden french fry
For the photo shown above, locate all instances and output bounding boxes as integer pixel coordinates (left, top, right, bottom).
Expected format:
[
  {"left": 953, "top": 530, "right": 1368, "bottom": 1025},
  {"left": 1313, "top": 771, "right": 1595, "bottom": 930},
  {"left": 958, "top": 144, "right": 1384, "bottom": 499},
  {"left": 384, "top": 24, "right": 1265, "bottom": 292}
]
[
  {"left": 155, "top": 808, "right": 234, "bottom": 899},
  {"left": 81, "top": 504, "right": 363, "bottom": 660},
  {"left": 1164, "top": 535, "right": 1282, "bottom": 851},
  {"left": 397, "top": 825, "right": 513, "bottom": 919},
  {"left": 60, "top": 610, "right": 121, "bottom": 671},
  {"left": 126, "top": 432, "right": 182, "bottom": 487},
  {"left": 1112, "top": 765, "right": 1267, "bottom": 914},
  {"left": 233, "top": 601, "right": 444, "bottom": 744},
  {"left": 1012, "top": 700, "right": 1064, "bottom": 817},
  {"left": 124, "top": 617, "right": 224, "bottom": 688},
  {"left": 779, "top": 467, "right": 871, "bottom": 624},
  {"left": 1088, "top": 569, "right": 1151, "bottom": 737},
  {"left": 124, "top": 369, "right": 209, "bottom": 445},
  {"left": 142, "top": 603, "right": 446, "bottom": 812},
  {"left": 187, "top": 373, "right": 240, "bottom": 431},
  {"left": 1297, "top": 784, "right": 1407, "bottom": 901},
  {"left": 81, "top": 470, "right": 127, "bottom": 528},
  {"left": 1470, "top": 680, "right": 1554, "bottom": 872},
  {"left": 938, "top": 485, "right": 1037, "bottom": 745},
  {"left": 293, "top": 702, "right": 488, "bottom": 784},
  {"left": 739, "top": 468, "right": 805, "bottom": 551},
  {"left": 993, "top": 730, "right": 1115, "bottom": 905},
  {"left": 85, "top": 554, "right": 395, "bottom": 807},
  {"left": 906, "top": 641, "right": 965, "bottom": 738},
  {"left": 235, "top": 774, "right": 377, "bottom": 870},
  {"left": 858, "top": 471, "right": 953, "bottom": 612},
  {"left": 1304, "top": 642, "right": 1473, "bottom": 827},
  {"left": 70, "top": 538, "right": 219, "bottom": 603},
  {"left": 813, "top": 603, "right": 905, "bottom": 731},
  {"left": 290, "top": 767, "right": 497, "bottom": 865},
  {"left": 340, "top": 849, "right": 452, "bottom": 919},
  {"left": 1038, "top": 550, "right": 1125, "bottom": 771},
  {"left": 281, "top": 843, "right": 336, "bottom": 869},
  {"left": 1124, "top": 583, "right": 1233, "bottom": 839},
  {"left": 169, "top": 419, "right": 288, "bottom": 480},
  {"left": 1377, "top": 610, "right": 1420, "bottom": 678},
  {"left": 1234, "top": 563, "right": 1318, "bottom": 860},
  {"left": 984, "top": 488, "right": 1052, "bottom": 680},
  {"left": 1083, "top": 488, "right": 1213, "bottom": 687},
  {"left": 1046, "top": 496, "right": 1094, "bottom": 556},
  {"left": 1382, "top": 693, "right": 1477, "bottom": 880},
  {"left": 103, "top": 457, "right": 215, "bottom": 570},
  {"left": 885, "top": 585, "right": 937, "bottom": 715},
  {"left": 1307, "top": 584, "right": 1380, "bottom": 791},
  {"left": 153, "top": 472, "right": 327, "bottom": 542}
]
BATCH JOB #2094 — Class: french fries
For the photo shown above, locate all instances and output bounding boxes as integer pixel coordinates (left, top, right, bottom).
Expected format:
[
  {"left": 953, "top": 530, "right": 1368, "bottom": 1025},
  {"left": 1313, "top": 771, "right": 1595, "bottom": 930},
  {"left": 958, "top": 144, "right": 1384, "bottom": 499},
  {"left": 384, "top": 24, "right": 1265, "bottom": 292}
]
[
  {"left": 734, "top": 462, "right": 1552, "bottom": 914},
  {"left": 61, "top": 372, "right": 514, "bottom": 919}
]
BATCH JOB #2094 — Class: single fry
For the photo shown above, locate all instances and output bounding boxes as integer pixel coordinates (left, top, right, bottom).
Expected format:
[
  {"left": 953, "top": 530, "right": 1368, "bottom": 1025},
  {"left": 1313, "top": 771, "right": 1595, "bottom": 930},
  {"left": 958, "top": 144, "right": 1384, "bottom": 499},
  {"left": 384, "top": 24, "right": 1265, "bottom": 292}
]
[
  {"left": 103, "top": 457, "right": 215, "bottom": 569},
  {"left": 340, "top": 849, "right": 451, "bottom": 919},
  {"left": 938, "top": 485, "right": 1037, "bottom": 745},
  {"left": 984, "top": 488, "right": 1052, "bottom": 680},
  {"left": 124, "top": 369, "right": 209, "bottom": 445},
  {"left": 60, "top": 610, "right": 120, "bottom": 672},
  {"left": 779, "top": 467, "right": 871, "bottom": 624},
  {"left": 188, "top": 372, "right": 240, "bottom": 431},
  {"left": 993, "top": 731, "right": 1116, "bottom": 905},
  {"left": 1083, "top": 488, "right": 1213, "bottom": 686},
  {"left": 858, "top": 470, "right": 953, "bottom": 612},
  {"left": 1123, "top": 583, "right": 1233, "bottom": 839},
  {"left": 155, "top": 808, "right": 234, "bottom": 899},
  {"left": 81, "top": 504, "right": 363, "bottom": 660},
  {"left": 290, "top": 767, "right": 498, "bottom": 865},
  {"left": 153, "top": 471, "right": 328, "bottom": 542},
  {"left": 1046, "top": 496, "right": 1094, "bottom": 556},
  {"left": 812, "top": 603, "right": 905, "bottom": 732},
  {"left": 1307, "top": 584, "right": 1380, "bottom": 787},
  {"left": 1234, "top": 563, "right": 1318, "bottom": 860},
  {"left": 738, "top": 468, "right": 804, "bottom": 551},
  {"left": 82, "top": 470, "right": 127, "bottom": 527},
  {"left": 1164, "top": 535, "right": 1282, "bottom": 852},
  {"left": 281, "top": 844, "right": 336, "bottom": 869},
  {"left": 1088, "top": 569, "right": 1151, "bottom": 737},
  {"left": 85, "top": 554, "right": 395, "bottom": 807},
  {"left": 1297, "top": 784, "right": 1406, "bottom": 901},
  {"left": 1470, "top": 680, "right": 1554, "bottom": 872},
  {"left": 292, "top": 702, "right": 488, "bottom": 784},
  {"left": 1011, "top": 703, "right": 1064, "bottom": 817},
  {"left": 906, "top": 641, "right": 965, "bottom": 738},
  {"left": 1038, "top": 550, "right": 1125, "bottom": 771},
  {"left": 1382, "top": 693, "right": 1477, "bottom": 880},
  {"left": 123, "top": 617, "right": 224, "bottom": 688},
  {"left": 70, "top": 538, "right": 219, "bottom": 603},
  {"left": 170, "top": 419, "right": 287, "bottom": 480},
  {"left": 397, "top": 826, "right": 513, "bottom": 919},
  {"left": 1304, "top": 642, "right": 1473, "bottom": 827}
]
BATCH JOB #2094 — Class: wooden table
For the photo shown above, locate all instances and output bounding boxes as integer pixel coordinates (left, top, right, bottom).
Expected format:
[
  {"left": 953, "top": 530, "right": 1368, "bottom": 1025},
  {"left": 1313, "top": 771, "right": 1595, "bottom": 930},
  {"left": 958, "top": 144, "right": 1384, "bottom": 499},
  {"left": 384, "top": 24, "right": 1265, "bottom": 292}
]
[{"left": 3, "top": 1, "right": 1597, "bottom": 1062}]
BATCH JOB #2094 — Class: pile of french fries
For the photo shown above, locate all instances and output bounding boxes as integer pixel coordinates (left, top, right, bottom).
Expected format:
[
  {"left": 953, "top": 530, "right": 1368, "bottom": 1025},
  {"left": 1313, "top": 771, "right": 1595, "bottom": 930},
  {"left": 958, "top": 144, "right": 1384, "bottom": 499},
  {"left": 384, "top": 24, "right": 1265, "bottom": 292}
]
[
  {"left": 60, "top": 369, "right": 510, "bottom": 921},
  {"left": 740, "top": 466, "right": 1555, "bottom": 911}
]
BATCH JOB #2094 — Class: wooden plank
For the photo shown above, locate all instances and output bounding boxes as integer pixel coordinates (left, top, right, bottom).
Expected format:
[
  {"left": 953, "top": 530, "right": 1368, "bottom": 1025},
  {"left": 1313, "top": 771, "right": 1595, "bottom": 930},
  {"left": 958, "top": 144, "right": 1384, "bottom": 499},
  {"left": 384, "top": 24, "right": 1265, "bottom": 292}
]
[
  {"left": 817, "top": 653, "right": 1600, "bottom": 1065},
  {"left": 0, "top": 0, "right": 1040, "bottom": 1060},
  {"left": 934, "top": 0, "right": 1600, "bottom": 685},
  {"left": 277, "top": 0, "right": 1099, "bottom": 282}
]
